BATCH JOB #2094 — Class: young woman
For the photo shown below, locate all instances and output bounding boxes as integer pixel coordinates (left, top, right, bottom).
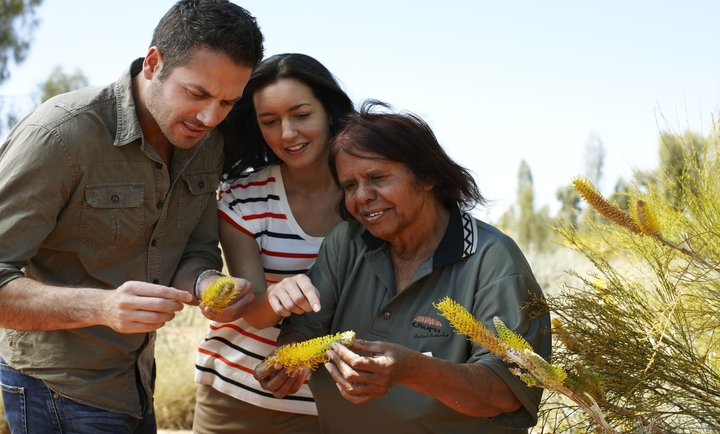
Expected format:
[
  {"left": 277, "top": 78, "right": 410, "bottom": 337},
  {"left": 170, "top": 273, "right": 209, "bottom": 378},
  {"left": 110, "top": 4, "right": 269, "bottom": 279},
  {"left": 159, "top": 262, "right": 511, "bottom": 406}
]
[{"left": 193, "top": 54, "right": 355, "bottom": 434}]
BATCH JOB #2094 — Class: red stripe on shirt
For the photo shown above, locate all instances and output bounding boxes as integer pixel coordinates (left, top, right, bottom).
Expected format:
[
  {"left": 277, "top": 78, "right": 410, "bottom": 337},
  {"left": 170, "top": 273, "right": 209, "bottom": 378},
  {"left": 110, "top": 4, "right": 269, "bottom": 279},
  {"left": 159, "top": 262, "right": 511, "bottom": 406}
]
[
  {"left": 218, "top": 210, "right": 254, "bottom": 238},
  {"left": 209, "top": 323, "right": 278, "bottom": 347},
  {"left": 217, "top": 177, "right": 276, "bottom": 199},
  {"left": 199, "top": 347, "right": 309, "bottom": 386},
  {"left": 243, "top": 212, "right": 287, "bottom": 221},
  {"left": 198, "top": 347, "right": 255, "bottom": 374},
  {"left": 261, "top": 248, "right": 317, "bottom": 259}
]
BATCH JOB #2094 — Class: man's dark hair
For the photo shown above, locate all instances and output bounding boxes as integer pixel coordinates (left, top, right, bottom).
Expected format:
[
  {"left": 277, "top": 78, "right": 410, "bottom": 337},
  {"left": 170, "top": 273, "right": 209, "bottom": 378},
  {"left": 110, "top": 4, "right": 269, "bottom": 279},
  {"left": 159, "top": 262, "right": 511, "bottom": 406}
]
[
  {"left": 329, "top": 100, "right": 486, "bottom": 220},
  {"left": 221, "top": 53, "right": 355, "bottom": 179},
  {"left": 151, "top": 0, "right": 264, "bottom": 79}
]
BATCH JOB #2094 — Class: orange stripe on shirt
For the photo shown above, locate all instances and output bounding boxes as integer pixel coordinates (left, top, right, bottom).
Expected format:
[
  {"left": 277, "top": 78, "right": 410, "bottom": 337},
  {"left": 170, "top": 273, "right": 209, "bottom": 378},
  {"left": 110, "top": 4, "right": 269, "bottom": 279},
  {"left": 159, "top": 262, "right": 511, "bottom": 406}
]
[
  {"left": 217, "top": 177, "right": 276, "bottom": 199},
  {"left": 198, "top": 347, "right": 255, "bottom": 374},
  {"left": 261, "top": 248, "right": 318, "bottom": 259},
  {"left": 209, "top": 323, "right": 278, "bottom": 346},
  {"left": 218, "top": 210, "right": 254, "bottom": 238},
  {"left": 243, "top": 212, "right": 287, "bottom": 221},
  {"left": 199, "top": 347, "right": 309, "bottom": 385}
]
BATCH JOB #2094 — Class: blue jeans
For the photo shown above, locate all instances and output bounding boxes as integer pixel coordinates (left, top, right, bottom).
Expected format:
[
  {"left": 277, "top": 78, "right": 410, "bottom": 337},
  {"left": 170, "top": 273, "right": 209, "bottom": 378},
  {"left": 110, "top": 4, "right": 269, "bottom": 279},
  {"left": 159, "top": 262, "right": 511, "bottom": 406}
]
[{"left": 0, "top": 358, "right": 156, "bottom": 434}]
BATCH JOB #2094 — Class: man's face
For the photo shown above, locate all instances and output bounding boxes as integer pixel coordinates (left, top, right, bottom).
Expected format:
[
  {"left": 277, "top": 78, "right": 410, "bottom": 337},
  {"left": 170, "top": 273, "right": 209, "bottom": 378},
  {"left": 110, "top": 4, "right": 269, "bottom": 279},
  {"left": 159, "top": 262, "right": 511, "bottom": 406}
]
[{"left": 145, "top": 47, "right": 252, "bottom": 149}]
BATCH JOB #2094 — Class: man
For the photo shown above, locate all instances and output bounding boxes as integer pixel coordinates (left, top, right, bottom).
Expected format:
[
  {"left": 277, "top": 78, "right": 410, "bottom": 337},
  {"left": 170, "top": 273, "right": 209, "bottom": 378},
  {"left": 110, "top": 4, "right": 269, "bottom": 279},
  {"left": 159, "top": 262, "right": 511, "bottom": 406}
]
[{"left": 0, "top": 1, "right": 263, "bottom": 432}]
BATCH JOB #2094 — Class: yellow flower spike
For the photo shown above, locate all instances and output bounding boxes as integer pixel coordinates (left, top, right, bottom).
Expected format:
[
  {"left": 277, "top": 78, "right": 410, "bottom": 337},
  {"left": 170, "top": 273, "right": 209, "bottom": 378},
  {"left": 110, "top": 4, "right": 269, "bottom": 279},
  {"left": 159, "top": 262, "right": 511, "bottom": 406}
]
[
  {"left": 519, "top": 373, "right": 539, "bottom": 388},
  {"left": 201, "top": 276, "right": 240, "bottom": 312},
  {"left": 567, "top": 366, "right": 604, "bottom": 400},
  {"left": 266, "top": 331, "right": 356, "bottom": 374},
  {"left": 434, "top": 297, "right": 507, "bottom": 358},
  {"left": 571, "top": 176, "right": 640, "bottom": 234},
  {"left": 493, "top": 316, "right": 533, "bottom": 352},
  {"left": 524, "top": 349, "right": 567, "bottom": 388},
  {"left": 633, "top": 200, "right": 662, "bottom": 238}
]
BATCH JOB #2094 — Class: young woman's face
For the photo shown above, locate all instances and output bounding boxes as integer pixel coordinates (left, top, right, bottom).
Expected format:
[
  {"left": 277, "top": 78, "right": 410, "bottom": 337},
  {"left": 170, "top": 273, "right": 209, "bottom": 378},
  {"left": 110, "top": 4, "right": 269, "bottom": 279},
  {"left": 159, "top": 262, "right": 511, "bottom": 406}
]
[{"left": 253, "top": 78, "right": 332, "bottom": 169}]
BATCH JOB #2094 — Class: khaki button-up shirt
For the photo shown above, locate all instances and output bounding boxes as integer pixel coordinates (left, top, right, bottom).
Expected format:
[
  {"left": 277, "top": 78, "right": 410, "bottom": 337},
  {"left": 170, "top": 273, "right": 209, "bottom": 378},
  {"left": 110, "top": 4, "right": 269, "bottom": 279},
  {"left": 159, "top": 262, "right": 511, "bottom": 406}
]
[{"left": 0, "top": 58, "right": 223, "bottom": 417}]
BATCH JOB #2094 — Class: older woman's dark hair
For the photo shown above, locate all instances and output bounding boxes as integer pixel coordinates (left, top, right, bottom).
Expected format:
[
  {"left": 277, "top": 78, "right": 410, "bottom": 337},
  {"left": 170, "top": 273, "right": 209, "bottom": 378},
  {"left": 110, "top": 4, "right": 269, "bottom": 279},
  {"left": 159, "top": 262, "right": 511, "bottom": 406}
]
[
  {"left": 220, "top": 53, "right": 355, "bottom": 179},
  {"left": 329, "top": 101, "right": 486, "bottom": 220}
]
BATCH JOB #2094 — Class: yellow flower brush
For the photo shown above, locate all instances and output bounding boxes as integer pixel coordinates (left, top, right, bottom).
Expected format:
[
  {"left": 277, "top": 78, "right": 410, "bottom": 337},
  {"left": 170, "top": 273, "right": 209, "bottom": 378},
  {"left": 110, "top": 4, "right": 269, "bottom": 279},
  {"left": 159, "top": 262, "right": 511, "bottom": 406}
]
[
  {"left": 265, "top": 331, "right": 356, "bottom": 374},
  {"left": 201, "top": 276, "right": 240, "bottom": 312}
]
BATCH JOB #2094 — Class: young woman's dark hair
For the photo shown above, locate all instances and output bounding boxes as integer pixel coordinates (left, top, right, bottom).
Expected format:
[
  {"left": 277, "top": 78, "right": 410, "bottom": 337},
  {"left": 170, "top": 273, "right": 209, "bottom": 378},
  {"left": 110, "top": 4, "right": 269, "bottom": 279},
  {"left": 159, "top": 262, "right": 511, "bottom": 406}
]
[
  {"left": 329, "top": 100, "right": 487, "bottom": 220},
  {"left": 220, "top": 53, "right": 355, "bottom": 179}
]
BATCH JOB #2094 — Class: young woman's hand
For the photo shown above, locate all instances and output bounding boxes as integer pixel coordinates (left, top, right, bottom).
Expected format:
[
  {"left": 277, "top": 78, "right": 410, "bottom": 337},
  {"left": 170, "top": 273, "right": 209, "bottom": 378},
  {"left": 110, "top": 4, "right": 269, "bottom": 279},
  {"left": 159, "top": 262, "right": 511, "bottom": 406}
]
[{"left": 266, "top": 274, "right": 321, "bottom": 317}]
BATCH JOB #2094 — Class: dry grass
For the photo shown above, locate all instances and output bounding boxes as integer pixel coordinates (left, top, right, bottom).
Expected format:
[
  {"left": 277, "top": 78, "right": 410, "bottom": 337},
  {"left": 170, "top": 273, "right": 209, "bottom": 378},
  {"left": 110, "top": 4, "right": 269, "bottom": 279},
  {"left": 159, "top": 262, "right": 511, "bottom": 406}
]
[
  {"left": 154, "top": 305, "right": 209, "bottom": 430},
  {"left": 0, "top": 399, "right": 7, "bottom": 434}
]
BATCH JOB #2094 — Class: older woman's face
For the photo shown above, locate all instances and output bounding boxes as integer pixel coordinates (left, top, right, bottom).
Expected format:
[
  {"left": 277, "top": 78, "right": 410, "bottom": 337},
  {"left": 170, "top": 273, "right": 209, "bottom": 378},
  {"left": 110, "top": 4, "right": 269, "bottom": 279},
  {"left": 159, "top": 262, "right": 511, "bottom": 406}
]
[{"left": 336, "top": 149, "right": 434, "bottom": 241}]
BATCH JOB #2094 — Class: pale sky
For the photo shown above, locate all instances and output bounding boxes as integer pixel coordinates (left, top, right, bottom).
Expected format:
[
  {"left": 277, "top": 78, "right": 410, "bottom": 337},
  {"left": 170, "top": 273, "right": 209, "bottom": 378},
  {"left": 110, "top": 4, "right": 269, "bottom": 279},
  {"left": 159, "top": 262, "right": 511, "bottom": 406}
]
[{"left": 3, "top": 0, "right": 720, "bottom": 222}]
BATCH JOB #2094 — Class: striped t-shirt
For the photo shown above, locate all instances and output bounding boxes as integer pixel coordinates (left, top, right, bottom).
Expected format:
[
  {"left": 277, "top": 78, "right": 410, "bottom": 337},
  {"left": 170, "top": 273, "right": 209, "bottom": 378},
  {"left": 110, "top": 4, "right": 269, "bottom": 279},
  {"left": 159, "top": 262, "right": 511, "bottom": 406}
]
[{"left": 194, "top": 164, "right": 324, "bottom": 415}]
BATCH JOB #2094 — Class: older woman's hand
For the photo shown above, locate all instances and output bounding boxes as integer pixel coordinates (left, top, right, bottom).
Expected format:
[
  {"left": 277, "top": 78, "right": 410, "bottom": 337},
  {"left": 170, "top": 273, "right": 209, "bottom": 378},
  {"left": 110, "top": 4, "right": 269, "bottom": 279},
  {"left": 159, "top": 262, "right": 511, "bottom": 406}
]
[
  {"left": 253, "top": 358, "right": 311, "bottom": 399},
  {"left": 267, "top": 274, "right": 321, "bottom": 318},
  {"left": 324, "top": 339, "right": 414, "bottom": 405}
]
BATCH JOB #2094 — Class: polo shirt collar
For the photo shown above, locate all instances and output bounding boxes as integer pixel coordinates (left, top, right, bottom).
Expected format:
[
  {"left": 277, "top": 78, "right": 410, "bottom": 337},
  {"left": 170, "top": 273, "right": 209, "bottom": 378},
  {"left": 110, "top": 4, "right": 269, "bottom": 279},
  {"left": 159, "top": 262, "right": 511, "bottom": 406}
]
[{"left": 360, "top": 202, "right": 479, "bottom": 267}]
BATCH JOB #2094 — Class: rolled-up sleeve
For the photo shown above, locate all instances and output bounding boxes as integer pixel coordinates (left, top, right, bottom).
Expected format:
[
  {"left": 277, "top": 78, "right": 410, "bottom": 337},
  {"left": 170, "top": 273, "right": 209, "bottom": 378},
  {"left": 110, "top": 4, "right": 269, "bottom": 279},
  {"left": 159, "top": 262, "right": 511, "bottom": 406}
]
[{"left": 0, "top": 123, "right": 74, "bottom": 286}]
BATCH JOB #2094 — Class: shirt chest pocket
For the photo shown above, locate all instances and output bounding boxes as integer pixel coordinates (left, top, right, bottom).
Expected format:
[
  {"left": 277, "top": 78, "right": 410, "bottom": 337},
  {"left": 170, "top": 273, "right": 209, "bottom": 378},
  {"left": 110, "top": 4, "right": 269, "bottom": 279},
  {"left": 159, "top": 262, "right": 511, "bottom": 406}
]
[
  {"left": 177, "top": 170, "right": 217, "bottom": 237},
  {"left": 81, "top": 183, "right": 144, "bottom": 249}
]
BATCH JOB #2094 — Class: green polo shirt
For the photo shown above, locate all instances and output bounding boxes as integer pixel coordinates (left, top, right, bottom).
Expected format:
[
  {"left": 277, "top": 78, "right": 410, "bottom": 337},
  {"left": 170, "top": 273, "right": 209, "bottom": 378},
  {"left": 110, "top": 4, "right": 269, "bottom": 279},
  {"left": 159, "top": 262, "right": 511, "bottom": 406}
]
[
  {"left": 281, "top": 204, "right": 551, "bottom": 433},
  {"left": 0, "top": 59, "right": 223, "bottom": 417}
]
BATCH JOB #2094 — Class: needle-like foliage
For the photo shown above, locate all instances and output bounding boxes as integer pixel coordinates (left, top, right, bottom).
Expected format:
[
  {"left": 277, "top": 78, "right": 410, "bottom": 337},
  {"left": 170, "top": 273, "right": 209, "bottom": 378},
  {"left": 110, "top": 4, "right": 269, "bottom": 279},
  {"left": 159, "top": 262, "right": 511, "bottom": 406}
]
[{"left": 545, "top": 126, "right": 720, "bottom": 433}]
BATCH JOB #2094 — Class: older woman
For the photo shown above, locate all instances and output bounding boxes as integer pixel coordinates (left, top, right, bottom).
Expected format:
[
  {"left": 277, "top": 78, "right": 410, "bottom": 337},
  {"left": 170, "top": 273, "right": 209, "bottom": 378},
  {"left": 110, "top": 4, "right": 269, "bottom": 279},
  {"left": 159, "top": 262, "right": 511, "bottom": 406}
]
[{"left": 254, "top": 101, "right": 551, "bottom": 433}]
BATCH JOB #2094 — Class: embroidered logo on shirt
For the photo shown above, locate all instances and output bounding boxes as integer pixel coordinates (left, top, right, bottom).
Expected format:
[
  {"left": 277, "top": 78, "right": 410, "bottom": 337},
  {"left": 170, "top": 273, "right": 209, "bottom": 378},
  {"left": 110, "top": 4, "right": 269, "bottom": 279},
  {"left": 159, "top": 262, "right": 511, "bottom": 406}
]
[{"left": 412, "top": 315, "right": 449, "bottom": 339}]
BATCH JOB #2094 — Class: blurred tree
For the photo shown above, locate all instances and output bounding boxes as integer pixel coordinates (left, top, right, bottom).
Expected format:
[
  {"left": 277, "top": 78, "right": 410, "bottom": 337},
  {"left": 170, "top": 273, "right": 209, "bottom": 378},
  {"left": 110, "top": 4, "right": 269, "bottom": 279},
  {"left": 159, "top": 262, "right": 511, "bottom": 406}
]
[
  {"left": 555, "top": 184, "right": 580, "bottom": 226},
  {"left": 633, "top": 130, "right": 704, "bottom": 209},
  {"left": 609, "top": 178, "right": 630, "bottom": 210},
  {"left": 1, "top": 0, "right": 43, "bottom": 136},
  {"left": 554, "top": 133, "right": 605, "bottom": 227},
  {"left": 0, "top": 0, "right": 43, "bottom": 85},
  {"left": 584, "top": 132, "right": 605, "bottom": 187},
  {"left": 39, "top": 65, "right": 88, "bottom": 102},
  {"left": 515, "top": 160, "right": 551, "bottom": 250}
]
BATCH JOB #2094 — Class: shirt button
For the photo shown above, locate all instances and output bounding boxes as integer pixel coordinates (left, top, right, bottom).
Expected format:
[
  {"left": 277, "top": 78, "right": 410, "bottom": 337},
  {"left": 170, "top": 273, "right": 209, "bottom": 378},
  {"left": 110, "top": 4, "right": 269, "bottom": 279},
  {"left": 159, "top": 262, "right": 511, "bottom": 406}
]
[
  {"left": 383, "top": 311, "right": 392, "bottom": 320},
  {"left": 156, "top": 201, "right": 162, "bottom": 209},
  {"left": 155, "top": 162, "right": 163, "bottom": 169},
  {"left": 198, "top": 181, "right": 205, "bottom": 188},
  {"left": 110, "top": 195, "right": 120, "bottom": 203},
  {"left": 151, "top": 239, "right": 157, "bottom": 247}
]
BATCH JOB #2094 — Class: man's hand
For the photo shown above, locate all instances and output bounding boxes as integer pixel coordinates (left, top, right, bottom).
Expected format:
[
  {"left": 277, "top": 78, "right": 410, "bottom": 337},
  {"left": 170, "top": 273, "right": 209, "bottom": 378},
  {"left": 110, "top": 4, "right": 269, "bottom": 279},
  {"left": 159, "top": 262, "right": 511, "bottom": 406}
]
[{"left": 101, "top": 280, "right": 193, "bottom": 333}]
